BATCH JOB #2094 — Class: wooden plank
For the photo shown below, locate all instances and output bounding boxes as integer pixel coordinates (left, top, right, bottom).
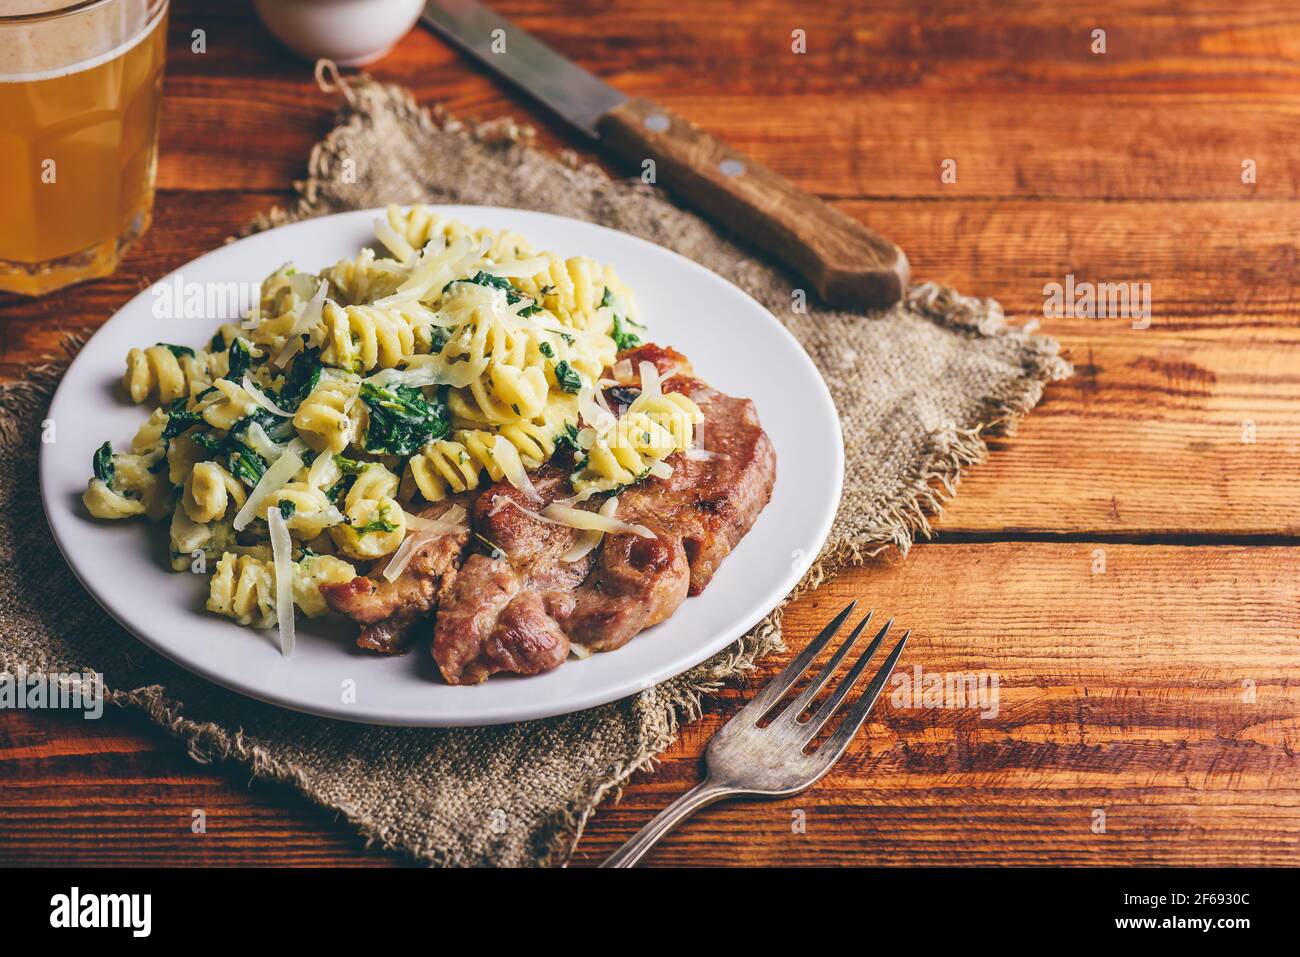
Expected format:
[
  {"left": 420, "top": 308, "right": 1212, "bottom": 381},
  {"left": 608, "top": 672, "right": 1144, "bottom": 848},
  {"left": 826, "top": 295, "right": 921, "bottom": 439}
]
[
  {"left": 4, "top": 543, "right": 1297, "bottom": 866},
  {"left": 848, "top": 198, "right": 1300, "bottom": 536},
  {"left": 571, "top": 542, "right": 1300, "bottom": 866},
  {"left": 148, "top": 2, "right": 1300, "bottom": 197}
]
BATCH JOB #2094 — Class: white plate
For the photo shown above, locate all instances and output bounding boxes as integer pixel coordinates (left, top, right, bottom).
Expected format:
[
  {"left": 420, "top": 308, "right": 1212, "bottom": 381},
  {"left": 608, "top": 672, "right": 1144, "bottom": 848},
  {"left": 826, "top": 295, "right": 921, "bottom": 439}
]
[{"left": 41, "top": 206, "right": 842, "bottom": 726}]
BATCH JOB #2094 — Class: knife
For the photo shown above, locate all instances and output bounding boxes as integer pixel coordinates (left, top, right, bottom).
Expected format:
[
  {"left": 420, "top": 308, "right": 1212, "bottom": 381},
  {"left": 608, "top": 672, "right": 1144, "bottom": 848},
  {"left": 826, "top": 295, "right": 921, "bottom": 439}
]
[{"left": 421, "top": 0, "right": 909, "bottom": 311}]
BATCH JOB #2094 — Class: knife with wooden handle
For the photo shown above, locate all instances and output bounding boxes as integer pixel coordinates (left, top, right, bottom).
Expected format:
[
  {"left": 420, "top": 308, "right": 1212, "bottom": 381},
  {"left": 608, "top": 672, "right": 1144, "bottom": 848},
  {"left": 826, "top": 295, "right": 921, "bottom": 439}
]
[{"left": 421, "top": 0, "right": 909, "bottom": 311}]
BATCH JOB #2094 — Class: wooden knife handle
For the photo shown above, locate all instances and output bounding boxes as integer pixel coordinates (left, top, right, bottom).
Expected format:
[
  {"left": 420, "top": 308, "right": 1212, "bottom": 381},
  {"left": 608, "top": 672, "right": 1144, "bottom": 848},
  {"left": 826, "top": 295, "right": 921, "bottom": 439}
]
[{"left": 597, "top": 97, "right": 909, "bottom": 311}]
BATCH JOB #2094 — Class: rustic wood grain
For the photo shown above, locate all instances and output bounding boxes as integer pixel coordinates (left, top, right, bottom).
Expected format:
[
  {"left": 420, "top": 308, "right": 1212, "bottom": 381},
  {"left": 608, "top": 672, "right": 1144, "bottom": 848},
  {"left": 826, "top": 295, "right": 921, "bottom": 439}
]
[
  {"left": 4, "top": 543, "right": 1297, "bottom": 866},
  {"left": 2, "top": 0, "right": 1300, "bottom": 867}
]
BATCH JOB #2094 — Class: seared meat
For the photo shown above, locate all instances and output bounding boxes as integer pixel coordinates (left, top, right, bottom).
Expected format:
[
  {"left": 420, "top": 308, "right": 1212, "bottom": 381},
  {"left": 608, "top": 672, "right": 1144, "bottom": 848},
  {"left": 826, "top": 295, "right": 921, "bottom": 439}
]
[
  {"left": 434, "top": 555, "right": 572, "bottom": 684},
  {"left": 471, "top": 468, "right": 591, "bottom": 589},
  {"left": 431, "top": 348, "right": 773, "bottom": 684},
  {"left": 434, "top": 470, "right": 599, "bottom": 683},
  {"left": 321, "top": 497, "right": 471, "bottom": 654},
  {"left": 617, "top": 370, "right": 776, "bottom": 596},
  {"left": 554, "top": 530, "right": 689, "bottom": 651},
  {"left": 433, "top": 518, "right": 690, "bottom": 684},
  {"left": 315, "top": 342, "right": 776, "bottom": 681}
]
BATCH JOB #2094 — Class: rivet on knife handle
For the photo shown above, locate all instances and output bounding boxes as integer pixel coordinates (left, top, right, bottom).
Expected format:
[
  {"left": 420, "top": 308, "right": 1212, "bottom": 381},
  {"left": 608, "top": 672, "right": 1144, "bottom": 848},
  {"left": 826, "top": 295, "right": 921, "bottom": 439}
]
[{"left": 597, "top": 97, "right": 909, "bottom": 312}]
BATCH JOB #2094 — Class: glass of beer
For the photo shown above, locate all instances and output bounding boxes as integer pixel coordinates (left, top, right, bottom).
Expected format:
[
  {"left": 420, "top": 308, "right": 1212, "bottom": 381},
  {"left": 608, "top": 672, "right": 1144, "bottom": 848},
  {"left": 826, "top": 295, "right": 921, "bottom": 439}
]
[{"left": 0, "top": 0, "right": 169, "bottom": 296}]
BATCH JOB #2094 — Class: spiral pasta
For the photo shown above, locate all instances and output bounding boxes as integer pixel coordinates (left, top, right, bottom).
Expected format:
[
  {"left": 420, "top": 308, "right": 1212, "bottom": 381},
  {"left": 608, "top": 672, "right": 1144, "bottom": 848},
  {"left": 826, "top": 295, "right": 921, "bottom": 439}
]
[
  {"left": 124, "top": 344, "right": 213, "bottom": 405},
  {"left": 318, "top": 301, "right": 438, "bottom": 373},
  {"left": 85, "top": 204, "right": 697, "bottom": 651},
  {"left": 512, "top": 254, "right": 635, "bottom": 333},
  {"left": 320, "top": 248, "right": 408, "bottom": 305},
  {"left": 183, "top": 461, "right": 247, "bottom": 524},
  {"left": 329, "top": 462, "right": 406, "bottom": 559},
  {"left": 571, "top": 389, "right": 703, "bottom": 494},
  {"left": 207, "top": 551, "right": 357, "bottom": 627},
  {"left": 293, "top": 372, "right": 362, "bottom": 454}
]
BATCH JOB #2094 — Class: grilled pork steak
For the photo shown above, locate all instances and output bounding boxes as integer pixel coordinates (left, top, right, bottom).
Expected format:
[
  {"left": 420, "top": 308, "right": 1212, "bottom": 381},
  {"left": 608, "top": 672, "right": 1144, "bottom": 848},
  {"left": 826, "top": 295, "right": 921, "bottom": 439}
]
[
  {"left": 617, "top": 372, "right": 777, "bottom": 596},
  {"left": 431, "top": 346, "right": 775, "bottom": 684},
  {"left": 320, "top": 497, "right": 471, "bottom": 654},
  {"left": 320, "top": 343, "right": 776, "bottom": 681}
]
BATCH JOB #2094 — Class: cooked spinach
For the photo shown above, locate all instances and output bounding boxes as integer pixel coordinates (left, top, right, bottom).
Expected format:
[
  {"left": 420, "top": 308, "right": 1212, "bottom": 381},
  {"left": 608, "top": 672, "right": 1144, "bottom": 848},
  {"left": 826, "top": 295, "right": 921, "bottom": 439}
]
[
  {"left": 158, "top": 342, "right": 195, "bottom": 359},
  {"left": 553, "top": 422, "right": 581, "bottom": 456},
  {"left": 359, "top": 381, "right": 449, "bottom": 456},
  {"left": 279, "top": 346, "right": 322, "bottom": 411},
  {"left": 92, "top": 442, "right": 114, "bottom": 483},
  {"left": 278, "top": 499, "right": 296, "bottom": 520},
  {"left": 223, "top": 337, "right": 253, "bottom": 381},
  {"left": 353, "top": 503, "right": 397, "bottom": 535},
  {"left": 226, "top": 447, "right": 267, "bottom": 487},
  {"left": 611, "top": 313, "right": 642, "bottom": 352},
  {"left": 553, "top": 360, "right": 583, "bottom": 394},
  {"left": 603, "top": 287, "right": 643, "bottom": 351},
  {"left": 162, "top": 398, "right": 203, "bottom": 440},
  {"left": 448, "top": 271, "right": 540, "bottom": 315}
]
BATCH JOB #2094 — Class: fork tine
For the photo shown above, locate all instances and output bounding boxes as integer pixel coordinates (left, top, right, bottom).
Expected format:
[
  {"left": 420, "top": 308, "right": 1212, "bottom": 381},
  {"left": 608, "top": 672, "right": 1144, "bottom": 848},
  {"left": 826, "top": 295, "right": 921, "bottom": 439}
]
[
  {"left": 810, "top": 630, "right": 911, "bottom": 762},
  {"left": 795, "top": 618, "right": 894, "bottom": 742},
  {"left": 735, "top": 600, "right": 857, "bottom": 722},
  {"left": 775, "top": 611, "right": 874, "bottom": 725}
]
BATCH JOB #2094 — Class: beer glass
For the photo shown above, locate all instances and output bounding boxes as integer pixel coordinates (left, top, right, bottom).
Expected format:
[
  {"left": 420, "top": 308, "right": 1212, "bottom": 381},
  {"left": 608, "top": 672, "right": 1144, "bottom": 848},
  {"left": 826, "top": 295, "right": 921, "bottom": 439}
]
[{"left": 0, "top": 0, "right": 169, "bottom": 296}]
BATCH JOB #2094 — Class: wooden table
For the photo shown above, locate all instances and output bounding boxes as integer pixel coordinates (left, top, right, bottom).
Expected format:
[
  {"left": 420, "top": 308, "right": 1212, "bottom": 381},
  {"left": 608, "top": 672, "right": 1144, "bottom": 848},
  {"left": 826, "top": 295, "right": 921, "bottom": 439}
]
[{"left": 3, "top": 0, "right": 1298, "bottom": 867}]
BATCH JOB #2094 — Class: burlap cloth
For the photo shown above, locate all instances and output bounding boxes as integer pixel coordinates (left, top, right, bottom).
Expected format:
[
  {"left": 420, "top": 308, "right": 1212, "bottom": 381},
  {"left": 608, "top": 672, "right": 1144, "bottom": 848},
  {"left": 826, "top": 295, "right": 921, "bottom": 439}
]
[{"left": 0, "top": 75, "right": 1070, "bottom": 866}]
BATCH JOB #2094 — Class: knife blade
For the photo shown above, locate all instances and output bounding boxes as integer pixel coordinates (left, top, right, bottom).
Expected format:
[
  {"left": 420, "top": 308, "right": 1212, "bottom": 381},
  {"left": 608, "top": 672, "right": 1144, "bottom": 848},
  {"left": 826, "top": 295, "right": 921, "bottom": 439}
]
[
  {"left": 422, "top": 0, "right": 624, "bottom": 138},
  {"left": 420, "top": 0, "right": 908, "bottom": 310}
]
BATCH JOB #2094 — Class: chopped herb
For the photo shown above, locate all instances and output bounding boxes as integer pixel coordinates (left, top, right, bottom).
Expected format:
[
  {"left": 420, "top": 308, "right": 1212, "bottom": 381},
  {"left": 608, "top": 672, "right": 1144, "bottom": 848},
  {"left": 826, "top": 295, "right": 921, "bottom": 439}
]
[
  {"left": 511, "top": 403, "right": 521, "bottom": 416},
  {"left": 429, "top": 326, "right": 450, "bottom": 354},
  {"left": 278, "top": 499, "right": 296, "bottom": 520},
  {"left": 611, "top": 313, "right": 642, "bottom": 352},
  {"left": 518, "top": 302, "right": 542, "bottom": 317},
  {"left": 557, "top": 331, "right": 574, "bottom": 345},
  {"left": 92, "top": 442, "right": 114, "bottom": 483},
  {"left": 223, "top": 337, "right": 252, "bottom": 381},
  {"left": 553, "top": 360, "right": 583, "bottom": 394},
  {"left": 601, "top": 288, "right": 643, "bottom": 352},
  {"left": 158, "top": 342, "right": 195, "bottom": 359},
  {"left": 226, "top": 447, "right": 267, "bottom": 488},
  {"left": 279, "top": 346, "right": 322, "bottom": 412},
  {"left": 553, "top": 422, "right": 581, "bottom": 455},
  {"left": 538, "top": 340, "right": 555, "bottom": 359},
  {"left": 191, "top": 430, "right": 224, "bottom": 454},
  {"left": 359, "top": 381, "right": 449, "bottom": 457},
  {"left": 298, "top": 545, "right": 319, "bottom": 560},
  {"left": 333, "top": 453, "right": 365, "bottom": 474},
  {"left": 162, "top": 398, "right": 203, "bottom": 440},
  {"left": 353, "top": 504, "right": 397, "bottom": 535}
]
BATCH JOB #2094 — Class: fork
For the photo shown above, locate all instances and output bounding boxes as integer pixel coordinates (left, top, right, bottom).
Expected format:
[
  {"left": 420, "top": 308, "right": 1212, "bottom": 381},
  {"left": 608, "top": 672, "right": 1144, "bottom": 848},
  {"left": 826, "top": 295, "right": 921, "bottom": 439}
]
[{"left": 601, "top": 601, "right": 909, "bottom": 867}]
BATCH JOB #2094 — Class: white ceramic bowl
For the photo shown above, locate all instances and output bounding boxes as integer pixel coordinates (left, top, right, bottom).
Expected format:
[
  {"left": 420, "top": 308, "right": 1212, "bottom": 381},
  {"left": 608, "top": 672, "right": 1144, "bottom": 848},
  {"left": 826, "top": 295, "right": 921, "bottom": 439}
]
[{"left": 253, "top": 0, "right": 424, "bottom": 67}]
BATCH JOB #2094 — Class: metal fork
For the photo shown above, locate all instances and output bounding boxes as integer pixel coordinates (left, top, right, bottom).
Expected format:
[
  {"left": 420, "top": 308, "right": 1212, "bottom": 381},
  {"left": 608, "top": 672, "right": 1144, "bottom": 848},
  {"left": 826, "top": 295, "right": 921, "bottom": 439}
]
[{"left": 601, "top": 601, "right": 909, "bottom": 867}]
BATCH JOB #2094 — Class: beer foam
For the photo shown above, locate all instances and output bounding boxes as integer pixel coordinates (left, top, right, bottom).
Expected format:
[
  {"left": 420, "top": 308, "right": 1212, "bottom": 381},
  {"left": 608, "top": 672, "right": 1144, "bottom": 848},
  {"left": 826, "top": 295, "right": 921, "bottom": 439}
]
[{"left": 0, "top": 0, "right": 163, "bottom": 83}]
